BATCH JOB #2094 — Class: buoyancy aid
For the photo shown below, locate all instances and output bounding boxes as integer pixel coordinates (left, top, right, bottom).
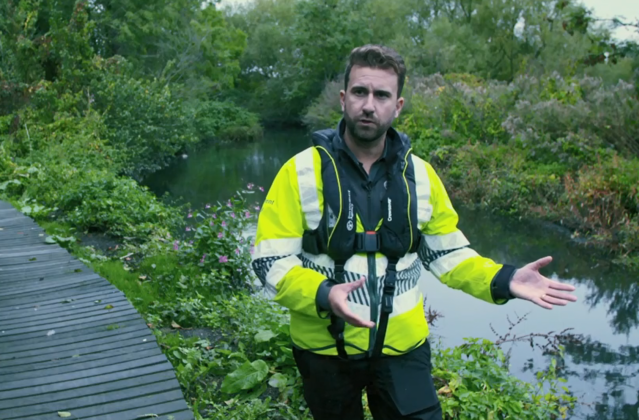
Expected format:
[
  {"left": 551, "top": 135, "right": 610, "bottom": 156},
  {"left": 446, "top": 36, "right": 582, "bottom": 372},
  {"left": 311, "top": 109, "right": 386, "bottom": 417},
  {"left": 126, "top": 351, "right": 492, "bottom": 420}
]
[{"left": 302, "top": 126, "right": 423, "bottom": 359}]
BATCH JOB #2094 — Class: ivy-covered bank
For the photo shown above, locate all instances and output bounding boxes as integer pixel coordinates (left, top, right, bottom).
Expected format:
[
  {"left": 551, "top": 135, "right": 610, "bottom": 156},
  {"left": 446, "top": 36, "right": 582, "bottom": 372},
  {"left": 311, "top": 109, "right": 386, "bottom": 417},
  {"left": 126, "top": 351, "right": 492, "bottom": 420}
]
[{"left": 306, "top": 73, "right": 639, "bottom": 270}]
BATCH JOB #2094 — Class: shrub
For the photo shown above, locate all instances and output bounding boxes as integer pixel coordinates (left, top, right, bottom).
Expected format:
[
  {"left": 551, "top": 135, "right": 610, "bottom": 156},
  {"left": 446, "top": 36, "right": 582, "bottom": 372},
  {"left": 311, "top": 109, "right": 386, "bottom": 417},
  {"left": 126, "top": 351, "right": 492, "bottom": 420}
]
[{"left": 193, "top": 100, "right": 263, "bottom": 143}]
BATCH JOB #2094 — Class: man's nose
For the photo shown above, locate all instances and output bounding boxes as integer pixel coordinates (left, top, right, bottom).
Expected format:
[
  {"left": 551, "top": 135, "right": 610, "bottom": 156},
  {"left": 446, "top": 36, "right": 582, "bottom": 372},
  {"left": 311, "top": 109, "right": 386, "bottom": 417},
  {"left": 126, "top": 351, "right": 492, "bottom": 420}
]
[{"left": 362, "top": 93, "right": 375, "bottom": 114}]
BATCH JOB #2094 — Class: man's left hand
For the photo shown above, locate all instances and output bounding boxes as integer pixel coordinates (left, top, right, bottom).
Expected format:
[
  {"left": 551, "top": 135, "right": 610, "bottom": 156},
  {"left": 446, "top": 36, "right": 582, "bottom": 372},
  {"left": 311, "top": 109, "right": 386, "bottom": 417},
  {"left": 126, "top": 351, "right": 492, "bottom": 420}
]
[{"left": 510, "top": 256, "right": 578, "bottom": 309}]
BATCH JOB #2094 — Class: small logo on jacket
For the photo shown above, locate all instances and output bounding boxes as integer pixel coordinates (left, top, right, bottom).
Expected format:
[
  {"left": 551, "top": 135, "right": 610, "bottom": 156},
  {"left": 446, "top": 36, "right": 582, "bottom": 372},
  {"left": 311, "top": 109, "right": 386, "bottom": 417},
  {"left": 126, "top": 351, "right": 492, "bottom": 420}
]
[{"left": 387, "top": 198, "right": 392, "bottom": 222}]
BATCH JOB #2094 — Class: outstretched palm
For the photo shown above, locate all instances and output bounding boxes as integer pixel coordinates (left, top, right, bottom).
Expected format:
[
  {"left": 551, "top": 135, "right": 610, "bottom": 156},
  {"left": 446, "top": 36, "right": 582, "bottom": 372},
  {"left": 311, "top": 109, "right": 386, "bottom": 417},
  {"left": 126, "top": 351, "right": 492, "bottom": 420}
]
[{"left": 510, "top": 256, "right": 578, "bottom": 309}]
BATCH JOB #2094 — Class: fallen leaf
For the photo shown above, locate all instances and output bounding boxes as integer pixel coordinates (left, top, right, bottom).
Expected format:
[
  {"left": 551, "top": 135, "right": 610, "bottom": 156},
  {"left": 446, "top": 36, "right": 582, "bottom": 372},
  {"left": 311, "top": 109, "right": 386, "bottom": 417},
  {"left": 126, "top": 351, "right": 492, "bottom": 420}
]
[
  {"left": 147, "top": 323, "right": 154, "bottom": 329},
  {"left": 61, "top": 299, "right": 74, "bottom": 303},
  {"left": 58, "top": 412, "right": 71, "bottom": 418},
  {"left": 171, "top": 321, "right": 181, "bottom": 329},
  {"left": 104, "top": 304, "right": 114, "bottom": 310},
  {"left": 136, "top": 415, "right": 158, "bottom": 419},
  {"left": 94, "top": 300, "right": 102, "bottom": 304},
  {"left": 29, "top": 257, "right": 37, "bottom": 261},
  {"left": 47, "top": 330, "right": 55, "bottom": 336}
]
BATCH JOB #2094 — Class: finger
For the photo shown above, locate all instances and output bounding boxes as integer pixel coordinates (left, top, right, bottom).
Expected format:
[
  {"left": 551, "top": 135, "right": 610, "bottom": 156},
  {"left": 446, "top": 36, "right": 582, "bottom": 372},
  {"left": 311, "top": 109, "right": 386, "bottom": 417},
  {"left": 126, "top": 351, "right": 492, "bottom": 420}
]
[
  {"left": 344, "top": 277, "right": 366, "bottom": 292},
  {"left": 548, "top": 280, "right": 576, "bottom": 292},
  {"left": 546, "top": 290, "right": 578, "bottom": 302},
  {"left": 532, "top": 295, "right": 553, "bottom": 310},
  {"left": 336, "top": 305, "right": 375, "bottom": 328},
  {"left": 342, "top": 311, "right": 375, "bottom": 328},
  {"left": 529, "top": 256, "right": 553, "bottom": 271},
  {"left": 540, "top": 294, "right": 569, "bottom": 306}
]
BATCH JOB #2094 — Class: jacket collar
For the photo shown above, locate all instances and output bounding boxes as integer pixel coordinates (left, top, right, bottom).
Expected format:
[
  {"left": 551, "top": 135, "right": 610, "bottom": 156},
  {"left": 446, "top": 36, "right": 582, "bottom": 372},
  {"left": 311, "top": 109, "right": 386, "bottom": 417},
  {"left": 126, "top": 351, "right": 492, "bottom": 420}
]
[{"left": 332, "top": 118, "right": 409, "bottom": 165}]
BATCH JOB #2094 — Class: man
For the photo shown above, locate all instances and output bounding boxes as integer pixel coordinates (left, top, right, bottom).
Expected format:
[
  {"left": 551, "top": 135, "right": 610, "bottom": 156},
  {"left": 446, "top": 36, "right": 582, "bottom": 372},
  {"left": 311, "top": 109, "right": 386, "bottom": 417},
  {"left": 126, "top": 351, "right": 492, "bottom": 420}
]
[{"left": 251, "top": 44, "right": 578, "bottom": 420}]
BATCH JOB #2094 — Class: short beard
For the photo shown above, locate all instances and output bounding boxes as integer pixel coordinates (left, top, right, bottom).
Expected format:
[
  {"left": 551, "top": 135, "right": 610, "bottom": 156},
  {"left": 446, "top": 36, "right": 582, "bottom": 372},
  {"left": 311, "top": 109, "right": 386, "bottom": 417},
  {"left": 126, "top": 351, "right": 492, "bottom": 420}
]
[{"left": 343, "top": 112, "right": 393, "bottom": 145}]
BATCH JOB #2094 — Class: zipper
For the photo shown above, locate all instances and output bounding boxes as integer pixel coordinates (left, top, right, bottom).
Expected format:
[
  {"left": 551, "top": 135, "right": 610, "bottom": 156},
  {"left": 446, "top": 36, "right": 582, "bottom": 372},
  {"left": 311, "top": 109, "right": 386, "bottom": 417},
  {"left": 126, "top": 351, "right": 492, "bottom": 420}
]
[{"left": 364, "top": 182, "right": 378, "bottom": 356}]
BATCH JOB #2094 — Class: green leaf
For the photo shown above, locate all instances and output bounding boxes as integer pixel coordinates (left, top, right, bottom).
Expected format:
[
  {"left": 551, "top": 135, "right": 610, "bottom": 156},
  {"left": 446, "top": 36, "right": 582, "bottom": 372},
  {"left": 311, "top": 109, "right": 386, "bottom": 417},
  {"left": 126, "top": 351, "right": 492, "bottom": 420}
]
[
  {"left": 268, "top": 372, "right": 288, "bottom": 389},
  {"left": 58, "top": 412, "right": 72, "bottom": 418},
  {"left": 254, "top": 329, "right": 276, "bottom": 343},
  {"left": 45, "top": 237, "right": 57, "bottom": 244},
  {"left": 221, "top": 359, "right": 269, "bottom": 394}
]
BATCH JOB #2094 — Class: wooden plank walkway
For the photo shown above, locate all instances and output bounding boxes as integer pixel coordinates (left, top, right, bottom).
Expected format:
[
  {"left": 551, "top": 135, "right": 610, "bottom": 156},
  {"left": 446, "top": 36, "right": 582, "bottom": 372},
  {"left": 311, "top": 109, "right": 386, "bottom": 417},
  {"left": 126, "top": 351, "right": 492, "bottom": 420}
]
[{"left": 0, "top": 201, "right": 194, "bottom": 420}]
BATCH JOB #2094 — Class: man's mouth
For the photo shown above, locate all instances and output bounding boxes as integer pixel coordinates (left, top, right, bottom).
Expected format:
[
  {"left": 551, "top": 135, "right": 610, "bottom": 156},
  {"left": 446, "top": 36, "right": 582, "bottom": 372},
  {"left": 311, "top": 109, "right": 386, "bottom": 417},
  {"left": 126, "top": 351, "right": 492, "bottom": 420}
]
[{"left": 359, "top": 119, "right": 376, "bottom": 125}]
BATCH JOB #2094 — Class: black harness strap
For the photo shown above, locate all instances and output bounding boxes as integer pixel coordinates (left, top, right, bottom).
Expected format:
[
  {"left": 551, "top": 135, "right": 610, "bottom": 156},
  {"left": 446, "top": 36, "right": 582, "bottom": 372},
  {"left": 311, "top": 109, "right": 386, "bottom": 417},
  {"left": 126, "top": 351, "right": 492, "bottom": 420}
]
[
  {"left": 372, "top": 258, "right": 399, "bottom": 359},
  {"left": 327, "top": 262, "right": 348, "bottom": 360}
]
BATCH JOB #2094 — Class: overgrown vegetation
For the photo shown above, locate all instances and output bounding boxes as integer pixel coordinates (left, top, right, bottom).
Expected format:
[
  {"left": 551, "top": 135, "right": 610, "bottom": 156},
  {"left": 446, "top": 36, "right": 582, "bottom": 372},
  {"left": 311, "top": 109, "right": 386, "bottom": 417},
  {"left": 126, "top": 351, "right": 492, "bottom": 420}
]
[{"left": 3, "top": 0, "right": 638, "bottom": 418}]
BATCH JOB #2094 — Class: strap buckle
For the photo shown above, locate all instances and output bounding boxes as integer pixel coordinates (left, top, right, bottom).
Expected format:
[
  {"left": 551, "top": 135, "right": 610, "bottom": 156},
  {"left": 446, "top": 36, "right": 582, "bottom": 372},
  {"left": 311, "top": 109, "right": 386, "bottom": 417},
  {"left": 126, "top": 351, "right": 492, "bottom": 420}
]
[
  {"left": 355, "top": 231, "right": 380, "bottom": 253},
  {"left": 381, "top": 273, "right": 396, "bottom": 313}
]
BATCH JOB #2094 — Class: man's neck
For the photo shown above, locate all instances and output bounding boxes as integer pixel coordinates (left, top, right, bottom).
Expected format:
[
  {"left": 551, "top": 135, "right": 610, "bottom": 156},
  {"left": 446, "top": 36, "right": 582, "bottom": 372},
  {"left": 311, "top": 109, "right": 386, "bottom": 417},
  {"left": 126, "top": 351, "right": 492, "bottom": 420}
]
[{"left": 343, "top": 128, "right": 386, "bottom": 170}]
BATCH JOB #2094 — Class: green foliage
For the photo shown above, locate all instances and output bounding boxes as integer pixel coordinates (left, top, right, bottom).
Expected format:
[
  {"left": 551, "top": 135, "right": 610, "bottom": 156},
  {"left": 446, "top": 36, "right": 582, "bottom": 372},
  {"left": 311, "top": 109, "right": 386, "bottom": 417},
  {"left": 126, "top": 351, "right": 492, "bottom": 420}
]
[
  {"left": 399, "top": 72, "right": 639, "bottom": 267},
  {"left": 433, "top": 338, "right": 576, "bottom": 419},
  {"left": 193, "top": 101, "right": 263, "bottom": 142},
  {"left": 88, "top": 57, "right": 199, "bottom": 178},
  {"left": 224, "top": 0, "right": 636, "bottom": 124}
]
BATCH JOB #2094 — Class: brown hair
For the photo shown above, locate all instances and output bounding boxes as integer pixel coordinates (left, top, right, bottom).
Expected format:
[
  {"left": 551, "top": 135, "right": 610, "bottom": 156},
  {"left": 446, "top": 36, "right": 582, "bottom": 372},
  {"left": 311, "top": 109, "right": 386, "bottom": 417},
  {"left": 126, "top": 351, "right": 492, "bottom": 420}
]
[{"left": 344, "top": 44, "right": 407, "bottom": 97}]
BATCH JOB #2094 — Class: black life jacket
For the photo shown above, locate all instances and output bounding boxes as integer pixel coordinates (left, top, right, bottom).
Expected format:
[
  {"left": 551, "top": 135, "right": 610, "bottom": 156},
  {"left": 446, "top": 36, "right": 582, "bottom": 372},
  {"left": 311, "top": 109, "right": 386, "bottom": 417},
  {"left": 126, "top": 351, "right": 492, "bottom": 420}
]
[
  {"left": 301, "top": 126, "right": 423, "bottom": 360},
  {"left": 302, "top": 126, "right": 422, "bottom": 265}
]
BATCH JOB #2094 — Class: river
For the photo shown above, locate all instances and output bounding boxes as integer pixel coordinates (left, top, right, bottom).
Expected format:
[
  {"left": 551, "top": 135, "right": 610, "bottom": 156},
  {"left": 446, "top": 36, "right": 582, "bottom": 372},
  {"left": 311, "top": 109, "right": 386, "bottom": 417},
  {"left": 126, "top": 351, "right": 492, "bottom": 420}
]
[{"left": 143, "top": 128, "right": 639, "bottom": 420}]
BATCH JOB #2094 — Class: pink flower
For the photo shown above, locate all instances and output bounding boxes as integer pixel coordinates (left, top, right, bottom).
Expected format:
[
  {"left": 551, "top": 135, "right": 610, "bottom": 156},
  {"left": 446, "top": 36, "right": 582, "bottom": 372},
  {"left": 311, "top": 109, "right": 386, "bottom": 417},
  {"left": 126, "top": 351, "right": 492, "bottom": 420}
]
[
  {"left": 212, "top": 214, "right": 217, "bottom": 219},
  {"left": 235, "top": 248, "right": 240, "bottom": 255},
  {"left": 205, "top": 203, "right": 211, "bottom": 209},
  {"left": 230, "top": 212, "right": 235, "bottom": 218},
  {"left": 217, "top": 232, "right": 224, "bottom": 238},
  {"left": 186, "top": 226, "right": 191, "bottom": 232},
  {"left": 250, "top": 245, "right": 255, "bottom": 254},
  {"left": 219, "top": 255, "right": 228, "bottom": 263},
  {"left": 200, "top": 254, "right": 206, "bottom": 263},
  {"left": 258, "top": 186, "right": 264, "bottom": 192},
  {"left": 209, "top": 221, "right": 214, "bottom": 226},
  {"left": 222, "top": 221, "right": 227, "bottom": 227},
  {"left": 254, "top": 205, "right": 261, "bottom": 211},
  {"left": 244, "top": 211, "right": 250, "bottom": 218},
  {"left": 187, "top": 213, "right": 192, "bottom": 218},
  {"left": 189, "top": 240, "right": 193, "bottom": 245},
  {"left": 247, "top": 183, "right": 254, "bottom": 190},
  {"left": 227, "top": 201, "right": 232, "bottom": 207},
  {"left": 173, "top": 241, "right": 179, "bottom": 251}
]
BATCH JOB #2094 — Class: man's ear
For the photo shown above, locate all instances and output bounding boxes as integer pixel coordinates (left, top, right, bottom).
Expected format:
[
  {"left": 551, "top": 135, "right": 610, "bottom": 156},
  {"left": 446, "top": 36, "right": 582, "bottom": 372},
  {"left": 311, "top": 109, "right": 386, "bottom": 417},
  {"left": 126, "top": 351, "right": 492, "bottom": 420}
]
[
  {"left": 340, "top": 90, "right": 346, "bottom": 112},
  {"left": 395, "top": 96, "right": 405, "bottom": 118}
]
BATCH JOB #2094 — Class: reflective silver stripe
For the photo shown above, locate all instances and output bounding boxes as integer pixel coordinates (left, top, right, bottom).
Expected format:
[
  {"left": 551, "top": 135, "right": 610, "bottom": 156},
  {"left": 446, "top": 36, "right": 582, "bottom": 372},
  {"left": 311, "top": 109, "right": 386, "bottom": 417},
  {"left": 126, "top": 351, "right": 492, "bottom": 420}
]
[
  {"left": 266, "top": 254, "right": 301, "bottom": 291},
  {"left": 429, "top": 248, "right": 479, "bottom": 277},
  {"left": 423, "top": 231, "right": 470, "bottom": 251},
  {"left": 295, "top": 148, "right": 321, "bottom": 230},
  {"left": 253, "top": 238, "right": 302, "bottom": 259},
  {"left": 390, "top": 286, "right": 421, "bottom": 318},
  {"left": 300, "top": 253, "right": 419, "bottom": 277},
  {"left": 411, "top": 155, "right": 432, "bottom": 227}
]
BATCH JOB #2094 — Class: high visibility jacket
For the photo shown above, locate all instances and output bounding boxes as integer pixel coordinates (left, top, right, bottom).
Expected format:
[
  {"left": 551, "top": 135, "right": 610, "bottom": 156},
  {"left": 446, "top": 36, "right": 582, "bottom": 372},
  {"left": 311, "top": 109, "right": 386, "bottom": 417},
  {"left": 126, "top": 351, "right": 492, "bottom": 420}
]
[{"left": 252, "top": 122, "right": 514, "bottom": 358}]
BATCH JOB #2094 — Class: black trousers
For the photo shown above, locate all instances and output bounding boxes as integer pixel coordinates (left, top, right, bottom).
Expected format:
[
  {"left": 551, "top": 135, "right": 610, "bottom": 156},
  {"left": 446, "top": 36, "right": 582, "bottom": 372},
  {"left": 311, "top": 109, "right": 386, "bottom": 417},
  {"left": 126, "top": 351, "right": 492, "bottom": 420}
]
[{"left": 292, "top": 339, "right": 443, "bottom": 420}]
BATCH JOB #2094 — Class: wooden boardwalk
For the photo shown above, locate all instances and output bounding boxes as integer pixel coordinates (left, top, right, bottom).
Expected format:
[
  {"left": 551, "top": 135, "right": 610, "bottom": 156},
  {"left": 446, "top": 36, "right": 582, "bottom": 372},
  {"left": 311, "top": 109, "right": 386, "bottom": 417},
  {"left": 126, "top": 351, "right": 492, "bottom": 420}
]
[{"left": 0, "top": 201, "right": 194, "bottom": 420}]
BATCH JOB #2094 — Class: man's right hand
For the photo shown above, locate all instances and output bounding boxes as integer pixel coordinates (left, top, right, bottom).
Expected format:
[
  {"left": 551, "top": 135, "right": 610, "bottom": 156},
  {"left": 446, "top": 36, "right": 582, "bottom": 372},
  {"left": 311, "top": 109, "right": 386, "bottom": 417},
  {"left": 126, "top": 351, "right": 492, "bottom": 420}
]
[{"left": 328, "top": 277, "right": 375, "bottom": 328}]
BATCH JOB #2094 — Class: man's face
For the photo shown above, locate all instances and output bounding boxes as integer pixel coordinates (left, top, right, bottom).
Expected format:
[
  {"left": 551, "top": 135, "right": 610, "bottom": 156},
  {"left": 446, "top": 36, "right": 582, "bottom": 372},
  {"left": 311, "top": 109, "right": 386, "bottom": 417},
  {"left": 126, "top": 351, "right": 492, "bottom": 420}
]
[{"left": 340, "top": 65, "right": 404, "bottom": 143}]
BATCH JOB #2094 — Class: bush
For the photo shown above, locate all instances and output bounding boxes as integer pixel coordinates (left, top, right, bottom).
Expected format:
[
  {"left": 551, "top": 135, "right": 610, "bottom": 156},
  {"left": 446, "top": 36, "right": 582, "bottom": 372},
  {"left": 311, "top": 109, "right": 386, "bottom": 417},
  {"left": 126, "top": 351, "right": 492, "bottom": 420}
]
[
  {"left": 193, "top": 100, "right": 263, "bottom": 142},
  {"left": 89, "top": 57, "right": 199, "bottom": 179}
]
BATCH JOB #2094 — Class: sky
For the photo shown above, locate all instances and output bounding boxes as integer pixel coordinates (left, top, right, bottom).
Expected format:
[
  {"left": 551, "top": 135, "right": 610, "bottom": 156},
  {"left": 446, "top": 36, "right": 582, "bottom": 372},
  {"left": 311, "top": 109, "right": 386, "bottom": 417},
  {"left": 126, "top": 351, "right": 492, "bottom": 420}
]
[{"left": 217, "top": 0, "right": 639, "bottom": 42}]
